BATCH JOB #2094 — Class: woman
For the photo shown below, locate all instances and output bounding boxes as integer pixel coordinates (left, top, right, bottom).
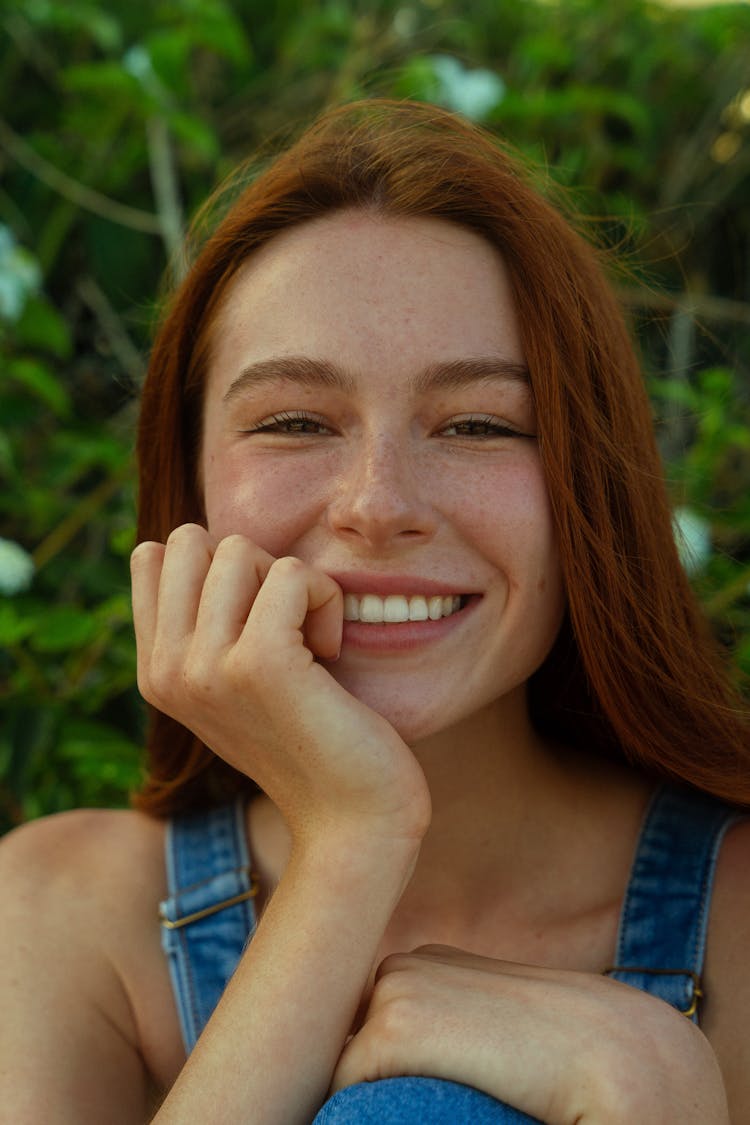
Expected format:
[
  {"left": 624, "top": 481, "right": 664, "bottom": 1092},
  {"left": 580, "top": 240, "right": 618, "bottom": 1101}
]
[{"left": 1, "top": 100, "right": 748, "bottom": 1123}]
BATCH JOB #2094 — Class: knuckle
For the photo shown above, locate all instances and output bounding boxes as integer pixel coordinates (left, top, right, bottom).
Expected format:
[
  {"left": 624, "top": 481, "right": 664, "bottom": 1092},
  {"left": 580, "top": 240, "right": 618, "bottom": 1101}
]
[
  {"left": 372, "top": 960, "right": 414, "bottom": 1004},
  {"left": 224, "top": 645, "right": 259, "bottom": 689},
  {"left": 144, "top": 645, "right": 184, "bottom": 705},
  {"left": 270, "top": 555, "right": 305, "bottom": 578},
  {"left": 214, "top": 533, "right": 249, "bottom": 557},
  {"left": 135, "top": 664, "right": 155, "bottom": 703},
  {"left": 166, "top": 522, "right": 206, "bottom": 548},
  {"left": 130, "top": 540, "right": 162, "bottom": 569},
  {"left": 182, "top": 652, "right": 216, "bottom": 700},
  {"left": 372, "top": 991, "right": 417, "bottom": 1045}
]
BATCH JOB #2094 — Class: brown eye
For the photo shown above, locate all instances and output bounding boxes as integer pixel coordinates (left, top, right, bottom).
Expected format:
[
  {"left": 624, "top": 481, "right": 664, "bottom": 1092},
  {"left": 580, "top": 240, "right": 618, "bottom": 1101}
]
[
  {"left": 244, "top": 411, "right": 332, "bottom": 435},
  {"left": 441, "top": 415, "right": 525, "bottom": 438}
]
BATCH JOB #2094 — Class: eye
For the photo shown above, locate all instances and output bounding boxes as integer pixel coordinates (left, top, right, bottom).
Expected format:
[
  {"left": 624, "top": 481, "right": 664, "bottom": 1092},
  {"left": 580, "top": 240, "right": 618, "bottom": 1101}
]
[
  {"left": 241, "top": 410, "right": 333, "bottom": 435},
  {"left": 439, "top": 414, "right": 530, "bottom": 439}
]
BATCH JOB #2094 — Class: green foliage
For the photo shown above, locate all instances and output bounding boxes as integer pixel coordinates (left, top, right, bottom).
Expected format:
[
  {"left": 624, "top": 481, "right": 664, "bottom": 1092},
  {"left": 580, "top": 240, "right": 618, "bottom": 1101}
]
[{"left": 1, "top": 0, "right": 748, "bottom": 832}]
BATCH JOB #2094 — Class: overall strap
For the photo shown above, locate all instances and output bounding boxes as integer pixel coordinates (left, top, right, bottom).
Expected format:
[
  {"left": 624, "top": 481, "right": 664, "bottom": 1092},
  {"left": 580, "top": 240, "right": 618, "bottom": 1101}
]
[
  {"left": 160, "top": 798, "right": 258, "bottom": 1053},
  {"left": 607, "top": 785, "right": 740, "bottom": 1024}
]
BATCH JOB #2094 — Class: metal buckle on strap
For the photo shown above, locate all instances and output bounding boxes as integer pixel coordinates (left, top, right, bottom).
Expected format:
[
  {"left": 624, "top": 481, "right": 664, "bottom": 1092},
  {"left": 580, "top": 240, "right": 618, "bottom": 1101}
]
[
  {"left": 159, "top": 872, "right": 260, "bottom": 930},
  {"left": 604, "top": 965, "right": 703, "bottom": 1018}
]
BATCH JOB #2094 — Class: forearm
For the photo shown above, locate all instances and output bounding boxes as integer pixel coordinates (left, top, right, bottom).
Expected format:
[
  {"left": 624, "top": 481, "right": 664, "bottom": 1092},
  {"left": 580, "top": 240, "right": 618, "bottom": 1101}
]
[{"left": 154, "top": 831, "right": 419, "bottom": 1124}]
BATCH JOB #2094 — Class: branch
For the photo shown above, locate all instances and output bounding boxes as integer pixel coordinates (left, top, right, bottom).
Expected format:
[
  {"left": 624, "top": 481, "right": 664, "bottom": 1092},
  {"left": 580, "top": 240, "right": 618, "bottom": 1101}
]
[
  {"left": 0, "top": 118, "right": 162, "bottom": 234},
  {"left": 76, "top": 275, "right": 145, "bottom": 385},
  {"left": 618, "top": 285, "right": 750, "bottom": 327},
  {"left": 32, "top": 466, "right": 131, "bottom": 572},
  {"left": 146, "top": 115, "right": 186, "bottom": 276}
]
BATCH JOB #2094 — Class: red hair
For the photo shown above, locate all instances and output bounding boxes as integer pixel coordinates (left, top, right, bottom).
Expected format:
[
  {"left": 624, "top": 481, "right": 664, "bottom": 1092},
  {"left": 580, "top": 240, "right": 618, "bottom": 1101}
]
[{"left": 133, "top": 99, "right": 749, "bottom": 816}]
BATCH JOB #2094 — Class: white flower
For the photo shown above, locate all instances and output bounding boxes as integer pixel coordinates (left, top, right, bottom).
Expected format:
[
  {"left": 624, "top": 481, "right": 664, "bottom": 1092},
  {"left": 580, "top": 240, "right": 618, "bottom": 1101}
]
[
  {"left": 122, "top": 44, "right": 154, "bottom": 83},
  {"left": 0, "top": 224, "right": 41, "bottom": 322},
  {"left": 0, "top": 537, "right": 35, "bottom": 595},
  {"left": 429, "top": 55, "right": 505, "bottom": 122},
  {"left": 672, "top": 506, "right": 712, "bottom": 575}
]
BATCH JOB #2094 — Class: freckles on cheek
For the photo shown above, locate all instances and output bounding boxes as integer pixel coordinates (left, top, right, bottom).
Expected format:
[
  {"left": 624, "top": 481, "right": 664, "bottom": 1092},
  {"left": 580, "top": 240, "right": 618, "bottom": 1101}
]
[{"left": 203, "top": 455, "right": 322, "bottom": 555}]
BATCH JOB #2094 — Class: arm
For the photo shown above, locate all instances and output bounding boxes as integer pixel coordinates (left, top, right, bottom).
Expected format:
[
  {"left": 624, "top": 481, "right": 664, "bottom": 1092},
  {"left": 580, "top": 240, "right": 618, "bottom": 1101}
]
[
  {"left": 132, "top": 526, "right": 431, "bottom": 1122},
  {"left": 331, "top": 945, "right": 731, "bottom": 1124},
  {"left": 0, "top": 813, "right": 156, "bottom": 1124},
  {"left": 156, "top": 830, "right": 418, "bottom": 1122},
  {"left": 1, "top": 527, "right": 426, "bottom": 1123}
]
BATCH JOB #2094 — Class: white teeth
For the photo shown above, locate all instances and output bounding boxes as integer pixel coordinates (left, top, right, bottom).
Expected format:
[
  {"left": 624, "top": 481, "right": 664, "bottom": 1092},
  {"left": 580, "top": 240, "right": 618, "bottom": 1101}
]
[
  {"left": 343, "top": 594, "right": 360, "bottom": 621},
  {"left": 409, "top": 596, "right": 429, "bottom": 621},
  {"left": 384, "top": 595, "right": 409, "bottom": 623},
  {"left": 342, "top": 592, "right": 465, "bottom": 623},
  {"left": 360, "top": 594, "right": 385, "bottom": 623}
]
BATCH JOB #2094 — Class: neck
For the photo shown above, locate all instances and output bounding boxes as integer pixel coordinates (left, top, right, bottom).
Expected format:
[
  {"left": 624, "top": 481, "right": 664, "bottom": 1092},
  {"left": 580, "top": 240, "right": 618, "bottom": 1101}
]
[{"left": 396, "top": 689, "right": 651, "bottom": 936}]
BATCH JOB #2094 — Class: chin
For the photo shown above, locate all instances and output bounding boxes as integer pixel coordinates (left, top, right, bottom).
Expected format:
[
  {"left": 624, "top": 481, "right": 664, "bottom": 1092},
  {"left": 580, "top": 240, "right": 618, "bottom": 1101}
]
[{"left": 330, "top": 669, "right": 479, "bottom": 748}]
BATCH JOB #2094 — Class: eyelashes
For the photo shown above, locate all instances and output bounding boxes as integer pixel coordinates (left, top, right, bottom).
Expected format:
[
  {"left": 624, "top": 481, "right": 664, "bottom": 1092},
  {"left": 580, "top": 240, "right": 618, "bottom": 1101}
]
[
  {"left": 240, "top": 410, "right": 532, "bottom": 440},
  {"left": 241, "top": 410, "right": 333, "bottom": 435},
  {"left": 438, "top": 415, "right": 527, "bottom": 439}
]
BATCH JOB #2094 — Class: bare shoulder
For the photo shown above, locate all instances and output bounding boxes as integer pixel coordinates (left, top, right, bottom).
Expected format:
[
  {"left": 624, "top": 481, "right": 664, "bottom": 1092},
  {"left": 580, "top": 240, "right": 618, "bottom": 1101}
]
[
  {"left": 0, "top": 808, "right": 182, "bottom": 1119},
  {"left": 1, "top": 804, "right": 164, "bottom": 884},
  {"left": 0, "top": 805, "right": 168, "bottom": 944},
  {"left": 703, "top": 814, "right": 750, "bottom": 1122}
]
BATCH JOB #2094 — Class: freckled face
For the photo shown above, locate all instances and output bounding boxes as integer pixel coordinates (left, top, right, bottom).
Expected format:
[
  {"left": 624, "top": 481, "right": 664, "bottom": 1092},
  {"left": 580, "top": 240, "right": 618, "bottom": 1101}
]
[{"left": 200, "top": 211, "right": 565, "bottom": 743}]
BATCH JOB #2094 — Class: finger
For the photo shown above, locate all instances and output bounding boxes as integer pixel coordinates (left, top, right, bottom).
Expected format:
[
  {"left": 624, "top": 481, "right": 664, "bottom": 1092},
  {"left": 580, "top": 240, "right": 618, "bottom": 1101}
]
[
  {"left": 400, "top": 946, "right": 604, "bottom": 994},
  {"left": 374, "top": 946, "right": 551, "bottom": 989},
  {"left": 130, "top": 540, "right": 166, "bottom": 663},
  {"left": 303, "top": 575, "right": 344, "bottom": 660},
  {"left": 243, "top": 556, "right": 343, "bottom": 662},
  {"left": 193, "top": 534, "right": 275, "bottom": 650},
  {"left": 155, "top": 524, "right": 215, "bottom": 644}
]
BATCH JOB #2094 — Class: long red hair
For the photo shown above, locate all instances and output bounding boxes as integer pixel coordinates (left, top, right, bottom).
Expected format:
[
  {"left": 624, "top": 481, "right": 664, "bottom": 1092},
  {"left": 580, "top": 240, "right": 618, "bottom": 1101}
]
[{"left": 133, "top": 99, "right": 749, "bottom": 816}]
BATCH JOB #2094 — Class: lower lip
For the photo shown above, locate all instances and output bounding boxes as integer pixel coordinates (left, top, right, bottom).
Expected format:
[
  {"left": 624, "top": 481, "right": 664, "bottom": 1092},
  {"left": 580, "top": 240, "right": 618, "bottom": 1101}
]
[{"left": 339, "top": 597, "right": 480, "bottom": 654}]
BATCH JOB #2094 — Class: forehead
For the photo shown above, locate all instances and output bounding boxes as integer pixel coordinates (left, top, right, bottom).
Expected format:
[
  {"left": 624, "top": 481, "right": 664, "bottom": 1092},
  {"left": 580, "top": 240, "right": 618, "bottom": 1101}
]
[{"left": 207, "top": 210, "right": 524, "bottom": 391}]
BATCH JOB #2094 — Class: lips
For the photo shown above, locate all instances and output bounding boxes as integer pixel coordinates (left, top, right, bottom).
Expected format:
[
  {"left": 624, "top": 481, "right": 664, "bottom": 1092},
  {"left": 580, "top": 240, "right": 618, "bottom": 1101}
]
[{"left": 343, "top": 593, "right": 463, "bottom": 623}]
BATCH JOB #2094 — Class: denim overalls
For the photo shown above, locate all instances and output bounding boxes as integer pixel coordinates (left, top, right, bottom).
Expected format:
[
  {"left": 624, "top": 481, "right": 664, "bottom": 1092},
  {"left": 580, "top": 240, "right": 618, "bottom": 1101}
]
[{"left": 159, "top": 785, "right": 739, "bottom": 1123}]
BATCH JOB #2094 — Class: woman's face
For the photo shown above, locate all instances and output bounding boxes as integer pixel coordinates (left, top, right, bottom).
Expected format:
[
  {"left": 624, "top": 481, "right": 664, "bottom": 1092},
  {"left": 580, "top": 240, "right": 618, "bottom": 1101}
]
[{"left": 201, "top": 210, "right": 565, "bottom": 743}]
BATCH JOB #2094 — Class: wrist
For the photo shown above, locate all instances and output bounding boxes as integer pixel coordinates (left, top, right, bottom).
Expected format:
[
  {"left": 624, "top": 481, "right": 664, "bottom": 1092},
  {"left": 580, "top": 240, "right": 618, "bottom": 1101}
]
[{"left": 288, "top": 820, "right": 423, "bottom": 897}]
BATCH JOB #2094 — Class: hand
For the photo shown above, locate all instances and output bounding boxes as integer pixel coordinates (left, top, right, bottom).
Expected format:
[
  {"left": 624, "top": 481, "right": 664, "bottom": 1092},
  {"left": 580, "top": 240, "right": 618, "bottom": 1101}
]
[
  {"left": 331, "top": 945, "right": 729, "bottom": 1124},
  {"left": 130, "top": 525, "right": 431, "bottom": 846}
]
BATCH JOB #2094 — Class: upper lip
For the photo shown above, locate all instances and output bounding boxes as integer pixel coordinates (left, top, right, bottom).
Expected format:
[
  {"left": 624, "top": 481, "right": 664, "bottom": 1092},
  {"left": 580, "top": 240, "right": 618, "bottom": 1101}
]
[{"left": 327, "top": 572, "right": 475, "bottom": 597}]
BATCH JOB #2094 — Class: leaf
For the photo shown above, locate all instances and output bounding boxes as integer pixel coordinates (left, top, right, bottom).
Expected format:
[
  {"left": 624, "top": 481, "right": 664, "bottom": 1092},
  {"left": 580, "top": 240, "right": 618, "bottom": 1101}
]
[
  {"left": 15, "top": 295, "right": 73, "bottom": 360},
  {"left": 6, "top": 357, "right": 71, "bottom": 419},
  {"left": 29, "top": 606, "right": 99, "bottom": 653},
  {"left": 0, "top": 602, "right": 36, "bottom": 646},
  {"left": 25, "top": 1, "right": 123, "bottom": 52},
  {"left": 168, "top": 111, "right": 219, "bottom": 162},
  {"left": 62, "top": 62, "right": 148, "bottom": 107}
]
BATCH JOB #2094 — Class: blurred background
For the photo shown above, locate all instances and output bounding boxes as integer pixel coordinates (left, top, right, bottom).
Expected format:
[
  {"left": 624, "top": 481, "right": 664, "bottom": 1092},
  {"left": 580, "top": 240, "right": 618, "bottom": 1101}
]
[{"left": 1, "top": 0, "right": 749, "bottom": 833}]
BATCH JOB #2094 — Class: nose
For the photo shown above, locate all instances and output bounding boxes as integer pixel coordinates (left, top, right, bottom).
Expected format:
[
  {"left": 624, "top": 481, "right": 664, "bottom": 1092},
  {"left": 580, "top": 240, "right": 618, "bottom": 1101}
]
[{"left": 327, "top": 431, "right": 437, "bottom": 550}]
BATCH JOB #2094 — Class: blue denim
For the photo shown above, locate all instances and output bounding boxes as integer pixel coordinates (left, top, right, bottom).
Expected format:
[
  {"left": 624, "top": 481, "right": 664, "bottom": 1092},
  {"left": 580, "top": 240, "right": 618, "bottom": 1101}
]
[
  {"left": 160, "top": 799, "right": 257, "bottom": 1049},
  {"left": 313, "top": 1078, "right": 539, "bottom": 1123},
  {"left": 160, "top": 786, "right": 740, "bottom": 1120}
]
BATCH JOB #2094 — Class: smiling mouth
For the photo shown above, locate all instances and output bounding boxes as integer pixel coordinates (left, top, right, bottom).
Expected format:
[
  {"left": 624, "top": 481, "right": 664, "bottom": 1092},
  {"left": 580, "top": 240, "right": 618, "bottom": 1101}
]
[{"left": 343, "top": 593, "right": 468, "bottom": 623}]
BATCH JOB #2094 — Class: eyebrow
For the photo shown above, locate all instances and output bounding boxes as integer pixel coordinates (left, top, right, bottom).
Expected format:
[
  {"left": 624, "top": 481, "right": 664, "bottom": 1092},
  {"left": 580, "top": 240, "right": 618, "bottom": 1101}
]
[{"left": 222, "top": 354, "right": 529, "bottom": 404}]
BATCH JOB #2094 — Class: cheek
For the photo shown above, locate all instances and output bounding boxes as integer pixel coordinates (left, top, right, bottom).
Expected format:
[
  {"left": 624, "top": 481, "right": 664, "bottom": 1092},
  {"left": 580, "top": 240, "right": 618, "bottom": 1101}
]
[
  {"left": 202, "top": 451, "right": 328, "bottom": 555},
  {"left": 452, "top": 460, "right": 560, "bottom": 575}
]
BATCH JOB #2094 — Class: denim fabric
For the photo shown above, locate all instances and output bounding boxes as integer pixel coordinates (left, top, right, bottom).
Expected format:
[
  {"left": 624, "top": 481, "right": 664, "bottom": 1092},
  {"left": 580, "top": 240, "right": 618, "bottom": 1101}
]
[
  {"left": 160, "top": 799, "right": 257, "bottom": 1052},
  {"left": 160, "top": 785, "right": 740, "bottom": 1120},
  {"left": 312, "top": 1078, "right": 539, "bottom": 1123},
  {"left": 604, "top": 785, "right": 739, "bottom": 1019}
]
